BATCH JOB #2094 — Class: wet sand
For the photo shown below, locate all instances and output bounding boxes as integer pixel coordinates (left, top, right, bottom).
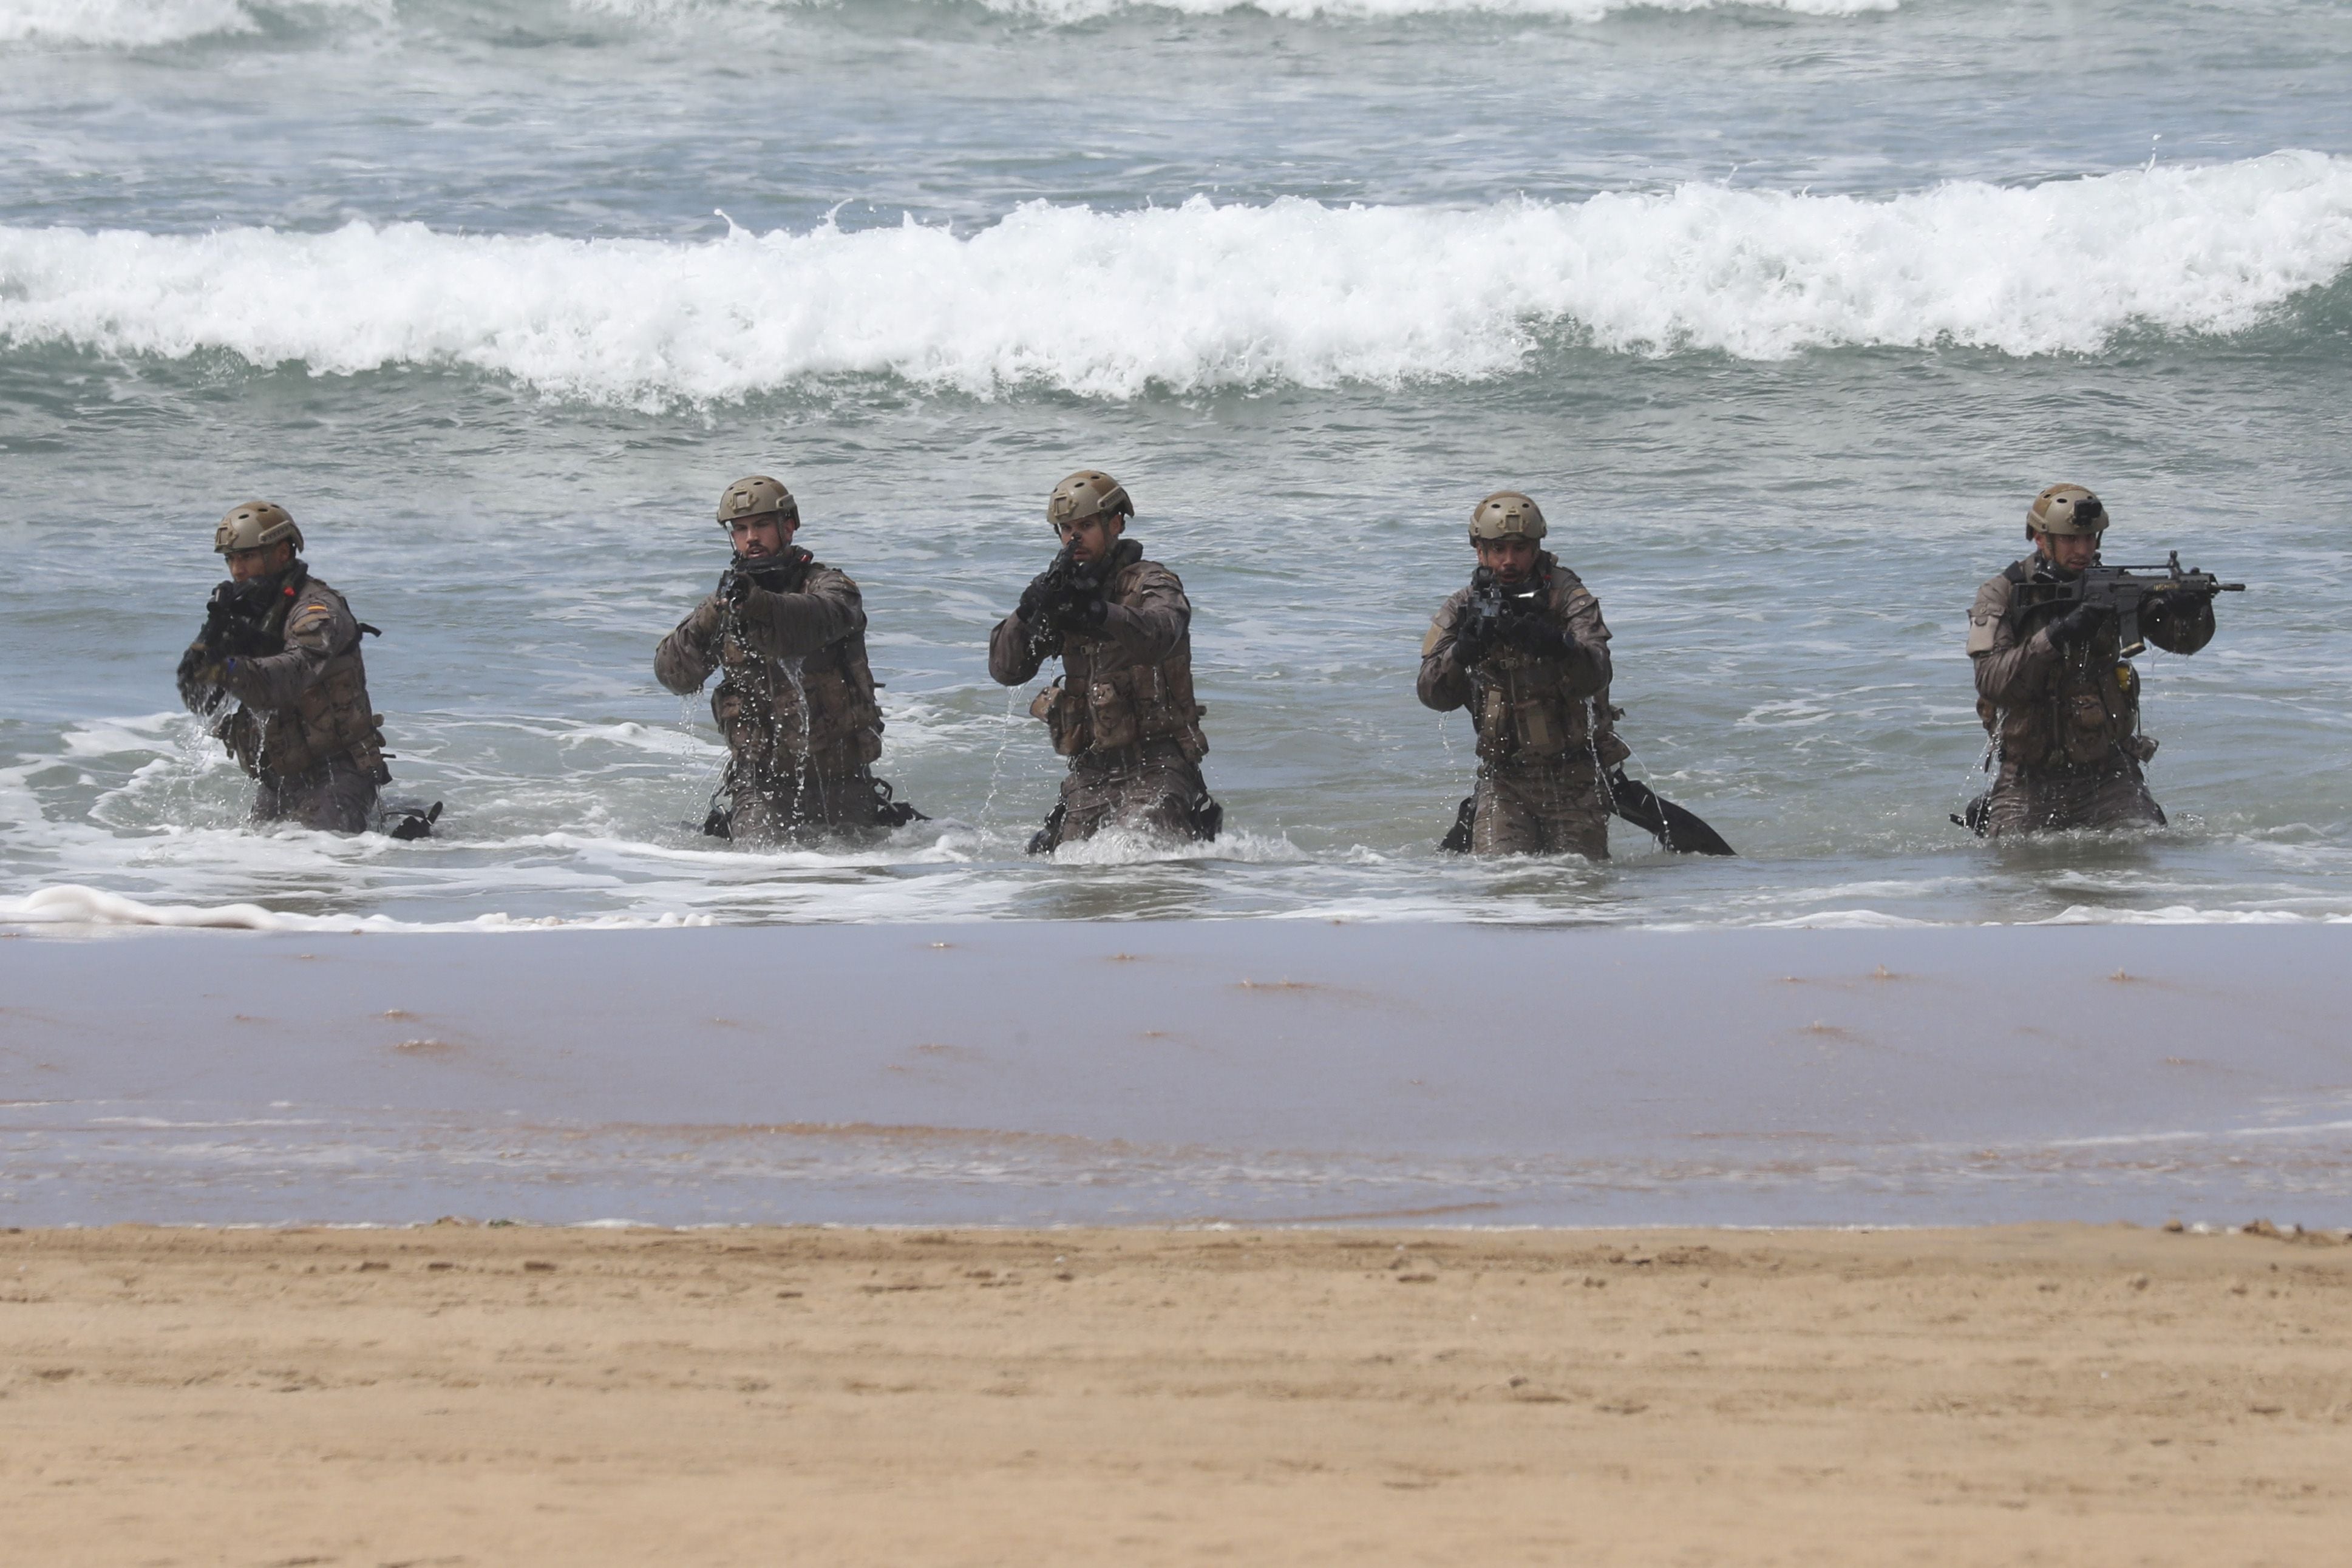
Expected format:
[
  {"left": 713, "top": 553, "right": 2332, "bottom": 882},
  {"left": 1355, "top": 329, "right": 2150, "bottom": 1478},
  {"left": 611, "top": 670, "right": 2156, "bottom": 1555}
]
[
  {"left": 4, "top": 1221, "right": 2350, "bottom": 1566},
  {"left": 7, "top": 921, "right": 2352, "bottom": 1227}
]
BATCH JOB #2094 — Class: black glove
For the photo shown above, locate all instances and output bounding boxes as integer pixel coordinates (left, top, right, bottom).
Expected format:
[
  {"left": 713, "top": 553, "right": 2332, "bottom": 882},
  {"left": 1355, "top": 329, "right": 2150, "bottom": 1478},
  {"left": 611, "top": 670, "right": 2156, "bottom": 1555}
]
[
  {"left": 1017, "top": 568, "right": 1059, "bottom": 624},
  {"left": 1498, "top": 614, "right": 1574, "bottom": 657},
  {"left": 720, "top": 566, "right": 753, "bottom": 606},
  {"left": 2044, "top": 602, "right": 2106, "bottom": 650},
  {"left": 1452, "top": 613, "right": 1496, "bottom": 665},
  {"left": 176, "top": 642, "right": 224, "bottom": 713}
]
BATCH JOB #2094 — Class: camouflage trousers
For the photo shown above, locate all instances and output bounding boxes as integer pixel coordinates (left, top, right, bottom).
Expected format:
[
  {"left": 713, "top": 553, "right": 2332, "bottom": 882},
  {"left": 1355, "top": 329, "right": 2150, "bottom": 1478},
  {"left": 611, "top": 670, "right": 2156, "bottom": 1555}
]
[
  {"left": 1472, "top": 759, "right": 1611, "bottom": 860},
  {"left": 252, "top": 760, "right": 379, "bottom": 835},
  {"left": 1056, "top": 738, "right": 1216, "bottom": 846},
  {"left": 1983, "top": 758, "right": 2166, "bottom": 837},
  {"left": 721, "top": 765, "right": 881, "bottom": 844}
]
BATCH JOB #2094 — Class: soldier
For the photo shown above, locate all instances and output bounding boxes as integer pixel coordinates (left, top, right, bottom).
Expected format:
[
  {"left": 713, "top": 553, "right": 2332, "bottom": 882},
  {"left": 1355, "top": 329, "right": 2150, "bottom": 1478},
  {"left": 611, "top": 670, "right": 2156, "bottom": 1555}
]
[
  {"left": 175, "top": 501, "right": 395, "bottom": 834},
  {"left": 988, "top": 469, "right": 1218, "bottom": 853},
  {"left": 656, "top": 475, "right": 919, "bottom": 843},
  {"left": 1417, "top": 490, "right": 1628, "bottom": 858},
  {"left": 1967, "top": 484, "right": 2217, "bottom": 835}
]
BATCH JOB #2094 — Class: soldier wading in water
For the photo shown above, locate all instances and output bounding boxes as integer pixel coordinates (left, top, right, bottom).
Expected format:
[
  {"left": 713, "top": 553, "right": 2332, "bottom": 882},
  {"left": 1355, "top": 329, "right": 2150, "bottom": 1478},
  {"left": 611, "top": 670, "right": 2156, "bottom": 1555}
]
[
  {"left": 1966, "top": 484, "right": 2220, "bottom": 836},
  {"left": 656, "top": 475, "right": 921, "bottom": 842},
  {"left": 175, "top": 501, "right": 429, "bottom": 836},
  {"left": 989, "top": 469, "right": 1220, "bottom": 854},
  {"left": 1417, "top": 490, "right": 1631, "bottom": 858}
]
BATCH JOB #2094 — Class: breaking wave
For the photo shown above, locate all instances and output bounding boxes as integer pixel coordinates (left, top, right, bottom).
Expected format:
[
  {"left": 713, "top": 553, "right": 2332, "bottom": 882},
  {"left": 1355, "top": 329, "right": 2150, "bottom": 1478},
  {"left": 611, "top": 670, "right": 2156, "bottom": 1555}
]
[
  {"left": 0, "top": 0, "right": 374, "bottom": 47},
  {"left": 0, "top": 0, "right": 1895, "bottom": 49},
  {"left": 4, "top": 152, "right": 2349, "bottom": 399}
]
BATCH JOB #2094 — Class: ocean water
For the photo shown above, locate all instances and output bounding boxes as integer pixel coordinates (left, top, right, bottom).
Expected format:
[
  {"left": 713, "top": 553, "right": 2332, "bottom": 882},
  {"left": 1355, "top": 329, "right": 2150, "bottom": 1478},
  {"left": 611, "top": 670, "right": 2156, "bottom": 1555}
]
[{"left": 4, "top": 0, "right": 2351, "bottom": 931}]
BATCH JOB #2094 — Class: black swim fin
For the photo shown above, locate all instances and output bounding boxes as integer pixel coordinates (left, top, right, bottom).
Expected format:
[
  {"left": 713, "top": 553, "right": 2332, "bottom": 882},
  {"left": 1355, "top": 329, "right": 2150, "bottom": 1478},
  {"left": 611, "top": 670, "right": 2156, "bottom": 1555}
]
[{"left": 1605, "top": 770, "right": 1735, "bottom": 856}]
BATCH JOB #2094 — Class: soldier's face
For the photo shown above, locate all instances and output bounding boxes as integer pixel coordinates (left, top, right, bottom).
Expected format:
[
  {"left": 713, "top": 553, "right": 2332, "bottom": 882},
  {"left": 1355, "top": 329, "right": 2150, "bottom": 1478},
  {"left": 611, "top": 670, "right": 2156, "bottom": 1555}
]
[
  {"left": 1058, "top": 513, "right": 1124, "bottom": 566},
  {"left": 2035, "top": 530, "right": 2099, "bottom": 575},
  {"left": 225, "top": 542, "right": 293, "bottom": 582},
  {"left": 729, "top": 515, "right": 792, "bottom": 558},
  {"left": 1475, "top": 535, "right": 1540, "bottom": 583}
]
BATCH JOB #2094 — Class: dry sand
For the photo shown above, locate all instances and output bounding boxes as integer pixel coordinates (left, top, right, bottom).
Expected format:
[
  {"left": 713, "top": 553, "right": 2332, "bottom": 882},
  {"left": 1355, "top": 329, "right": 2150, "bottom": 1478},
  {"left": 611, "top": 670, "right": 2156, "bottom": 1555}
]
[{"left": 5, "top": 1223, "right": 2350, "bottom": 1566}]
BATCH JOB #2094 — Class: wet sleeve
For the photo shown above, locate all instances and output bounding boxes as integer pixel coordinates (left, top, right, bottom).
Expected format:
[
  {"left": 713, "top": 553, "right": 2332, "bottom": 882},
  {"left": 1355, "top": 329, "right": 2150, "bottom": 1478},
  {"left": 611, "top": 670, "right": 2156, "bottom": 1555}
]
[
  {"left": 1100, "top": 563, "right": 1189, "bottom": 663},
  {"left": 654, "top": 595, "right": 722, "bottom": 694},
  {"left": 2142, "top": 589, "right": 2217, "bottom": 656},
  {"left": 1970, "top": 576, "right": 2055, "bottom": 707},
  {"left": 740, "top": 567, "right": 865, "bottom": 661},
  {"left": 1555, "top": 586, "right": 1614, "bottom": 699},
  {"left": 988, "top": 611, "right": 1049, "bottom": 687},
  {"left": 1416, "top": 596, "right": 1473, "bottom": 712},
  {"left": 219, "top": 591, "right": 350, "bottom": 710}
]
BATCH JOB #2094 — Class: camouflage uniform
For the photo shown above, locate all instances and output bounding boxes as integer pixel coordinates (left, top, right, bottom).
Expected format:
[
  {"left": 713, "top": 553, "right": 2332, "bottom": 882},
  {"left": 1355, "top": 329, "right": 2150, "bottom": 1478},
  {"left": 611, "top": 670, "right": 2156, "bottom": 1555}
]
[
  {"left": 655, "top": 546, "right": 888, "bottom": 841},
  {"left": 988, "top": 537, "right": 1214, "bottom": 846},
  {"left": 1968, "top": 557, "right": 2215, "bottom": 835},
  {"left": 186, "top": 564, "right": 389, "bottom": 833},
  {"left": 1418, "top": 552, "right": 1626, "bottom": 858}
]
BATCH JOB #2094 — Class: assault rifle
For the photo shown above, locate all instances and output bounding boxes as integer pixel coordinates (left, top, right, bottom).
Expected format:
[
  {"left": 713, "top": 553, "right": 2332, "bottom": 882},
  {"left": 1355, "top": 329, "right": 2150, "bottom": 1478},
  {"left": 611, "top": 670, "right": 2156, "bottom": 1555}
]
[
  {"left": 2013, "top": 551, "right": 2244, "bottom": 657},
  {"left": 1022, "top": 544, "right": 1091, "bottom": 657},
  {"left": 197, "top": 579, "right": 280, "bottom": 657},
  {"left": 1456, "top": 566, "right": 1543, "bottom": 656},
  {"left": 175, "top": 579, "right": 280, "bottom": 713},
  {"left": 717, "top": 551, "right": 798, "bottom": 605}
]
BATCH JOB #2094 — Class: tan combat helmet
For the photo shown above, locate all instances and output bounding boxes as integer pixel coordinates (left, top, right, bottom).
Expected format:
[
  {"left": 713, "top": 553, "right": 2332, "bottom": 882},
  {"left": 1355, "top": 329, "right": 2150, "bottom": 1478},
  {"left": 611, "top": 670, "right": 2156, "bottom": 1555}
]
[
  {"left": 2026, "top": 483, "right": 2107, "bottom": 537},
  {"left": 1469, "top": 490, "right": 1546, "bottom": 542},
  {"left": 1047, "top": 469, "right": 1132, "bottom": 531},
  {"left": 214, "top": 500, "right": 303, "bottom": 555},
  {"left": 716, "top": 475, "right": 798, "bottom": 528}
]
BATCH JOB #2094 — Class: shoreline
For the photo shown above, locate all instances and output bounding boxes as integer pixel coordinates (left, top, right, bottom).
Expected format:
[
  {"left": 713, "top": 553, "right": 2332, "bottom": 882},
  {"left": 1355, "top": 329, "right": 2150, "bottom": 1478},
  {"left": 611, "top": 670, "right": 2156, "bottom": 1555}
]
[{"left": 5, "top": 1221, "right": 2348, "bottom": 1566}]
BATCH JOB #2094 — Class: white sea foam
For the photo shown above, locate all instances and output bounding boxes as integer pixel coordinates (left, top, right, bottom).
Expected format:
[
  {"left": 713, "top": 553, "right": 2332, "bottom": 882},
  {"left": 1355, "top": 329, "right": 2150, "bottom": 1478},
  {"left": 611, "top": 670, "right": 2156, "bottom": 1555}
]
[
  {"left": 0, "top": 883, "right": 716, "bottom": 931},
  {"left": 0, "top": 0, "right": 1896, "bottom": 47},
  {"left": 579, "top": 0, "right": 1898, "bottom": 21},
  {"left": 4, "top": 153, "right": 2348, "bottom": 399},
  {"left": 0, "top": 0, "right": 383, "bottom": 47}
]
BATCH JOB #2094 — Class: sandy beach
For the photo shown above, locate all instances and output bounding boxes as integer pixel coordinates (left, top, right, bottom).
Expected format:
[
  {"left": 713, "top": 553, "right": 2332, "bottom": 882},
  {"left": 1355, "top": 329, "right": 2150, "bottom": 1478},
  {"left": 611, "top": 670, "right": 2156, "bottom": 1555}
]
[{"left": 5, "top": 1221, "right": 2349, "bottom": 1566}]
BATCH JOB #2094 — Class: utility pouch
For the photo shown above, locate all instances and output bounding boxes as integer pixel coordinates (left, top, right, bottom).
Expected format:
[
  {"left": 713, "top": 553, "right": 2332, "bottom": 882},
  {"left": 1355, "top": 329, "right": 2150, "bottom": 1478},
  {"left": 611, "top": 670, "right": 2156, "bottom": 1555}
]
[
  {"left": 1088, "top": 674, "right": 1140, "bottom": 750},
  {"left": 1514, "top": 694, "right": 1563, "bottom": 754},
  {"left": 1032, "top": 679, "right": 1086, "bottom": 757}
]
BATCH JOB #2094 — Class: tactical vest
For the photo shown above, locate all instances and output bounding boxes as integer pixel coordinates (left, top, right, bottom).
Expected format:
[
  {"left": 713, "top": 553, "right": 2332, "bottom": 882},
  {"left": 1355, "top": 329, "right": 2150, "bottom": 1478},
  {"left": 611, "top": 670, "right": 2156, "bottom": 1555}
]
[
  {"left": 709, "top": 548, "right": 885, "bottom": 779},
  {"left": 1467, "top": 562, "right": 1630, "bottom": 771},
  {"left": 1978, "top": 560, "right": 2147, "bottom": 772},
  {"left": 214, "top": 569, "right": 388, "bottom": 784},
  {"left": 1028, "top": 549, "right": 1209, "bottom": 764}
]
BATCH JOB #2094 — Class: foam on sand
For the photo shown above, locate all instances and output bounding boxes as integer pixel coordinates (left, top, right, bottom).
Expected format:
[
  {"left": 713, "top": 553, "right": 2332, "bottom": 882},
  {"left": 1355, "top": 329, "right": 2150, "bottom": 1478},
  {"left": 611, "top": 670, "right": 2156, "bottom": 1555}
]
[{"left": 4, "top": 153, "right": 2348, "bottom": 398}]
